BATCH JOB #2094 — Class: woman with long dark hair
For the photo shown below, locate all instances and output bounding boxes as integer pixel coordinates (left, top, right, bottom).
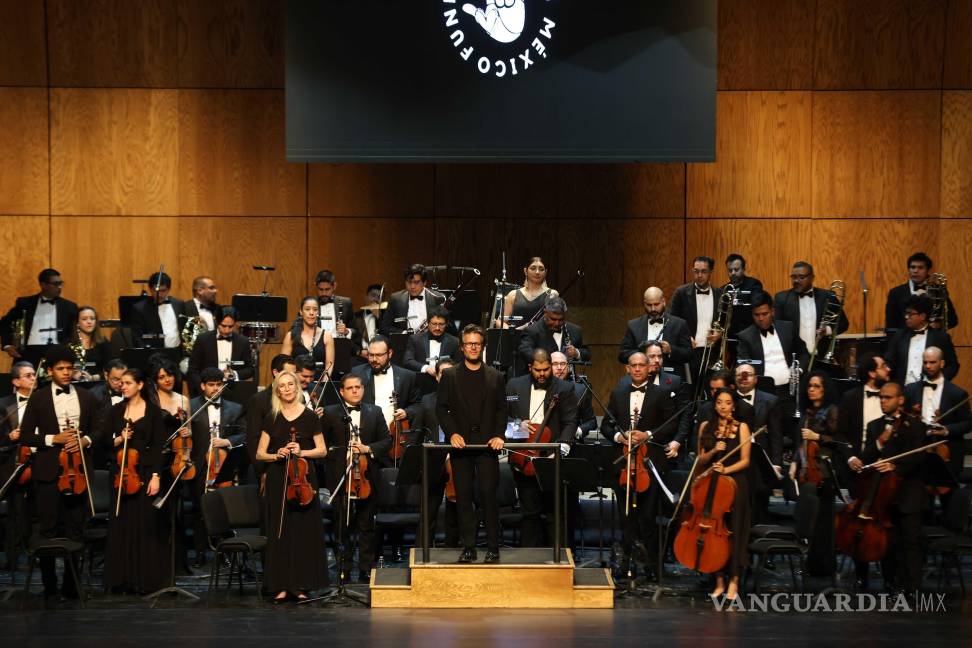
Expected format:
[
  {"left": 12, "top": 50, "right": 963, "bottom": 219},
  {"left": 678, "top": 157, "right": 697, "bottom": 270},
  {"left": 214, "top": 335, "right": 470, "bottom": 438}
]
[
  {"left": 497, "top": 256, "right": 559, "bottom": 329},
  {"left": 281, "top": 296, "right": 335, "bottom": 379},
  {"left": 70, "top": 306, "right": 113, "bottom": 381}
]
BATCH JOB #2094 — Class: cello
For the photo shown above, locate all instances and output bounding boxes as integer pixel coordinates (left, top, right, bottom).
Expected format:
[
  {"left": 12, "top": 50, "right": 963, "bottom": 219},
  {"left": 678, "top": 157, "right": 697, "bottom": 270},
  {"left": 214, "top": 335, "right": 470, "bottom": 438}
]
[
  {"left": 278, "top": 427, "right": 315, "bottom": 538},
  {"left": 388, "top": 391, "right": 409, "bottom": 466},
  {"left": 508, "top": 394, "right": 561, "bottom": 477},
  {"left": 57, "top": 414, "right": 96, "bottom": 516}
]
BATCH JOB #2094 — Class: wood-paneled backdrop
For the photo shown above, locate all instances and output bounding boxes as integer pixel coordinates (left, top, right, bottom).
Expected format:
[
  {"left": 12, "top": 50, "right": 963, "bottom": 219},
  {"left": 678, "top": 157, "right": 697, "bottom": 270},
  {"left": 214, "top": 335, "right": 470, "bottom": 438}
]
[{"left": 2, "top": 0, "right": 972, "bottom": 400}]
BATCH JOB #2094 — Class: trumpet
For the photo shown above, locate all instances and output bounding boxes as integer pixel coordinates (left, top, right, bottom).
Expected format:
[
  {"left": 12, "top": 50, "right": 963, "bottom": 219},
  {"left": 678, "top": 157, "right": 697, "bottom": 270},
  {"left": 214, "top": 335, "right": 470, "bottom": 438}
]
[
  {"left": 808, "top": 280, "right": 845, "bottom": 370},
  {"left": 926, "top": 273, "right": 949, "bottom": 328}
]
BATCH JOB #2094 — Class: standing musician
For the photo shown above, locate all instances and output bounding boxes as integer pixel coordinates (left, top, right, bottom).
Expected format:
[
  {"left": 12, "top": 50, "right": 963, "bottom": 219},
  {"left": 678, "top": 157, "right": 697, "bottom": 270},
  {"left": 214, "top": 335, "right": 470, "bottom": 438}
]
[
  {"left": 847, "top": 383, "right": 927, "bottom": 593},
  {"left": 551, "top": 352, "right": 597, "bottom": 440},
  {"left": 506, "top": 349, "right": 578, "bottom": 547},
  {"left": 380, "top": 264, "right": 445, "bottom": 335},
  {"left": 415, "top": 358, "right": 460, "bottom": 548},
  {"left": 2, "top": 268, "right": 79, "bottom": 358},
  {"left": 294, "top": 354, "right": 323, "bottom": 416},
  {"left": 737, "top": 291, "right": 808, "bottom": 402},
  {"left": 130, "top": 271, "right": 185, "bottom": 349},
  {"left": 773, "top": 261, "right": 848, "bottom": 359},
  {"left": 351, "top": 284, "right": 385, "bottom": 363},
  {"left": 885, "top": 295, "right": 959, "bottom": 386},
  {"left": 904, "top": 347, "right": 971, "bottom": 488},
  {"left": 641, "top": 342, "right": 692, "bottom": 449},
  {"left": 600, "top": 352, "right": 677, "bottom": 579},
  {"left": 617, "top": 287, "right": 692, "bottom": 374},
  {"left": 437, "top": 324, "right": 507, "bottom": 564},
  {"left": 670, "top": 256, "right": 722, "bottom": 383},
  {"left": 734, "top": 364, "right": 782, "bottom": 524},
  {"left": 323, "top": 374, "right": 390, "bottom": 583},
  {"left": 885, "top": 252, "right": 958, "bottom": 333},
  {"left": 723, "top": 253, "right": 764, "bottom": 340},
  {"left": 518, "top": 297, "right": 591, "bottom": 373},
  {"left": 19, "top": 345, "right": 97, "bottom": 602},
  {"left": 695, "top": 388, "right": 752, "bottom": 600},
  {"left": 281, "top": 296, "right": 336, "bottom": 379},
  {"left": 185, "top": 368, "right": 245, "bottom": 568},
  {"left": 497, "top": 256, "right": 559, "bottom": 329},
  {"left": 187, "top": 306, "right": 255, "bottom": 395},
  {"left": 246, "top": 354, "right": 296, "bottom": 484},
  {"left": 254, "top": 371, "right": 329, "bottom": 602},
  {"left": 70, "top": 306, "right": 113, "bottom": 382},
  {"left": 101, "top": 368, "right": 170, "bottom": 594},
  {"left": 151, "top": 355, "right": 189, "bottom": 432},
  {"left": 183, "top": 276, "right": 220, "bottom": 332},
  {"left": 88, "top": 359, "right": 128, "bottom": 469},
  {"left": 0, "top": 362, "right": 37, "bottom": 571},
  {"left": 350, "top": 336, "right": 423, "bottom": 451},
  {"left": 310, "top": 269, "right": 355, "bottom": 339},
  {"left": 403, "top": 307, "right": 462, "bottom": 384}
]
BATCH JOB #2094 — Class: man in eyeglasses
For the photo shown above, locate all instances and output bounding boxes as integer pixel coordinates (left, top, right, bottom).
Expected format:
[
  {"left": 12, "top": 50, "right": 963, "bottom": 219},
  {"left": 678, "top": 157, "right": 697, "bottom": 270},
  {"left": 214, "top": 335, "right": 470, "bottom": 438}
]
[{"left": 2, "top": 268, "right": 79, "bottom": 358}]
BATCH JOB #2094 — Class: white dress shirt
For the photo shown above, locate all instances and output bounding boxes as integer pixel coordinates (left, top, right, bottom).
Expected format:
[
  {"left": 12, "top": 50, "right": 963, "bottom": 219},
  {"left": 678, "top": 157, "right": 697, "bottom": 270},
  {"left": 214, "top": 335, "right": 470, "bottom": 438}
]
[
  {"left": 46, "top": 384, "right": 84, "bottom": 447},
  {"left": 761, "top": 329, "right": 789, "bottom": 386},
  {"left": 614, "top": 384, "right": 647, "bottom": 444},
  {"left": 645, "top": 319, "right": 663, "bottom": 342},
  {"left": 346, "top": 403, "right": 362, "bottom": 433},
  {"left": 798, "top": 291, "right": 817, "bottom": 353},
  {"left": 529, "top": 385, "right": 547, "bottom": 424},
  {"left": 193, "top": 298, "right": 215, "bottom": 331},
  {"left": 158, "top": 302, "right": 180, "bottom": 348},
  {"left": 552, "top": 330, "right": 564, "bottom": 351},
  {"left": 362, "top": 312, "right": 377, "bottom": 349},
  {"left": 28, "top": 299, "right": 57, "bottom": 345},
  {"left": 694, "top": 289, "right": 714, "bottom": 347},
  {"left": 216, "top": 336, "right": 239, "bottom": 379},
  {"left": 208, "top": 401, "right": 222, "bottom": 431},
  {"left": 921, "top": 375, "right": 945, "bottom": 424},
  {"left": 862, "top": 388, "right": 883, "bottom": 442},
  {"left": 422, "top": 338, "right": 443, "bottom": 374},
  {"left": 406, "top": 293, "right": 429, "bottom": 331},
  {"left": 905, "top": 329, "right": 928, "bottom": 385},
  {"left": 374, "top": 368, "right": 395, "bottom": 425}
]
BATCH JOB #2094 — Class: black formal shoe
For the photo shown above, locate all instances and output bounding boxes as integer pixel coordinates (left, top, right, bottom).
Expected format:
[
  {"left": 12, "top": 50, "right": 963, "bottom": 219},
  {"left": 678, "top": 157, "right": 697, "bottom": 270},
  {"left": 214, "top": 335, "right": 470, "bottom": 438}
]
[
  {"left": 191, "top": 558, "right": 206, "bottom": 569},
  {"left": 854, "top": 578, "right": 870, "bottom": 591},
  {"left": 483, "top": 550, "right": 500, "bottom": 564},
  {"left": 358, "top": 571, "right": 371, "bottom": 583},
  {"left": 457, "top": 548, "right": 477, "bottom": 563}
]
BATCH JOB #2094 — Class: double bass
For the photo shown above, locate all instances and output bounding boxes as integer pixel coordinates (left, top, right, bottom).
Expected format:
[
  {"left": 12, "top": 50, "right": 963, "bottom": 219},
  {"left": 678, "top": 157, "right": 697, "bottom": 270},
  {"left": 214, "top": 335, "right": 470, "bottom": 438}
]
[{"left": 508, "top": 394, "right": 561, "bottom": 477}]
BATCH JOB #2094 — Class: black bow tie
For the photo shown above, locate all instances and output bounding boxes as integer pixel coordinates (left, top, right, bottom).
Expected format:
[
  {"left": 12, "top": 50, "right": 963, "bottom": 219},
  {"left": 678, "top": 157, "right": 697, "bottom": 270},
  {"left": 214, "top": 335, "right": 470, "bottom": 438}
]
[
  {"left": 346, "top": 404, "right": 361, "bottom": 412},
  {"left": 56, "top": 386, "right": 71, "bottom": 396},
  {"left": 884, "top": 415, "right": 899, "bottom": 423},
  {"left": 914, "top": 284, "right": 926, "bottom": 292},
  {"left": 319, "top": 297, "right": 333, "bottom": 306},
  {"left": 373, "top": 366, "right": 390, "bottom": 376},
  {"left": 922, "top": 381, "right": 939, "bottom": 391},
  {"left": 531, "top": 381, "right": 548, "bottom": 391},
  {"left": 740, "top": 393, "right": 754, "bottom": 403},
  {"left": 760, "top": 325, "right": 775, "bottom": 337},
  {"left": 209, "top": 401, "right": 220, "bottom": 409},
  {"left": 429, "top": 334, "right": 443, "bottom": 342},
  {"left": 217, "top": 335, "right": 233, "bottom": 342},
  {"left": 157, "top": 298, "right": 171, "bottom": 305},
  {"left": 410, "top": 294, "right": 424, "bottom": 301},
  {"left": 40, "top": 297, "right": 56, "bottom": 305},
  {"left": 18, "top": 395, "right": 28, "bottom": 402},
  {"left": 799, "top": 291, "right": 814, "bottom": 299},
  {"left": 695, "top": 288, "right": 710, "bottom": 295},
  {"left": 648, "top": 317, "right": 663, "bottom": 325},
  {"left": 865, "top": 390, "right": 880, "bottom": 398},
  {"left": 630, "top": 385, "right": 647, "bottom": 394},
  {"left": 200, "top": 303, "right": 216, "bottom": 312},
  {"left": 909, "top": 328, "right": 928, "bottom": 338}
]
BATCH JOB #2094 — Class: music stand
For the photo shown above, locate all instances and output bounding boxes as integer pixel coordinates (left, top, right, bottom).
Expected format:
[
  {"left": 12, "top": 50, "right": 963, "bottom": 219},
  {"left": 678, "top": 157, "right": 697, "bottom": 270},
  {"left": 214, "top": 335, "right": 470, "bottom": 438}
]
[
  {"left": 210, "top": 446, "right": 247, "bottom": 486},
  {"left": 332, "top": 337, "right": 352, "bottom": 377},
  {"left": 389, "top": 332, "right": 410, "bottom": 367},
  {"left": 118, "top": 296, "right": 147, "bottom": 328},
  {"left": 20, "top": 345, "right": 52, "bottom": 371},
  {"left": 232, "top": 294, "right": 288, "bottom": 324},
  {"left": 533, "top": 456, "right": 598, "bottom": 555}
]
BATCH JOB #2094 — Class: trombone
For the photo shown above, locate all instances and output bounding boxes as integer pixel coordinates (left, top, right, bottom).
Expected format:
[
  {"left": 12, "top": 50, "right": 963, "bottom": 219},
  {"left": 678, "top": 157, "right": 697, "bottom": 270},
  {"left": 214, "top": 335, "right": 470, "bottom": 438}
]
[
  {"left": 807, "top": 280, "right": 845, "bottom": 371},
  {"left": 694, "top": 285, "right": 735, "bottom": 399},
  {"left": 926, "top": 273, "right": 949, "bottom": 328}
]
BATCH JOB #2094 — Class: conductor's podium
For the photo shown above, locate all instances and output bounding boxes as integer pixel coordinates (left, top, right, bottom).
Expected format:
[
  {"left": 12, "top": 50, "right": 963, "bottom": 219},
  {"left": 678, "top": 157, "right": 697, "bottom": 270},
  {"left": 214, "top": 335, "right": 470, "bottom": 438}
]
[{"left": 370, "top": 548, "right": 614, "bottom": 608}]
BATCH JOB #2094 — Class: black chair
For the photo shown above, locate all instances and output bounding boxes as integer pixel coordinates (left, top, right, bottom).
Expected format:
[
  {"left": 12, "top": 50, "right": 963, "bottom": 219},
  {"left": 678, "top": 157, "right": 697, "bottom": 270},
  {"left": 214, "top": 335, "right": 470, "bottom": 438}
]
[
  {"left": 493, "top": 462, "right": 522, "bottom": 545},
  {"left": 747, "top": 492, "right": 819, "bottom": 594},
  {"left": 21, "top": 537, "right": 86, "bottom": 609},
  {"left": 924, "top": 487, "right": 972, "bottom": 593},
  {"left": 201, "top": 485, "right": 266, "bottom": 603},
  {"left": 82, "top": 469, "right": 111, "bottom": 586},
  {"left": 374, "top": 467, "right": 421, "bottom": 556}
]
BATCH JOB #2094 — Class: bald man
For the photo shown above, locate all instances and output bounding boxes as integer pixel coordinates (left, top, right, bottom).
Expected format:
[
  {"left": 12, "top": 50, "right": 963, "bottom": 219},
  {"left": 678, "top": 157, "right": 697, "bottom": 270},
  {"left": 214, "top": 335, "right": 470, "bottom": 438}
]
[{"left": 618, "top": 287, "right": 692, "bottom": 375}]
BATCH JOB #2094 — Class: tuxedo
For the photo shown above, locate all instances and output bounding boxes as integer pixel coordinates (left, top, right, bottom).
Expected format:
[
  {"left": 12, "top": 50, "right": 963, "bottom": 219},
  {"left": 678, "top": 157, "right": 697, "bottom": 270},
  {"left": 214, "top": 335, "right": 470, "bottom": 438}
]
[
  {"left": 182, "top": 299, "right": 221, "bottom": 329},
  {"left": 1, "top": 294, "right": 79, "bottom": 347},
  {"left": 379, "top": 288, "right": 445, "bottom": 335},
  {"left": 505, "top": 375, "right": 578, "bottom": 444},
  {"left": 349, "top": 363, "right": 423, "bottom": 429},
  {"left": 773, "top": 287, "right": 849, "bottom": 352},
  {"left": 403, "top": 331, "right": 461, "bottom": 373},
  {"left": 415, "top": 392, "right": 442, "bottom": 442},
  {"left": 885, "top": 282, "right": 958, "bottom": 333},
  {"left": 726, "top": 390, "right": 782, "bottom": 464},
  {"left": 188, "top": 396, "right": 245, "bottom": 466},
  {"left": 617, "top": 314, "right": 692, "bottom": 370},
  {"left": 904, "top": 380, "right": 971, "bottom": 476},
  {"left": 351, "top": 308, "right": 382, "bottom": 357},
  {"left": 246, "top": 388, "right": 273, "bottom": 478},
  {"left": 669, "top": 283, "right": 723, "bottom": 343},
  {"left": 130, "top": 296, "right": 186, "bottom": 347},
  {"left": 187, "top": 330, "right": 255, "bottom": 393},
  {"left": 518, "top": 320, "right": 591, "bottom": 371},
  {"left": 0, "top": 394, "right": 27, "bottom": 478},
  {"left": 884, "top": 327, "right": 959, "bottom": 386},
  {"left": 836, "top": 386, "right": 883, "bottom": 465},
  {"left": 735, "top": 321, "right": 809, "bottom": 379},
  {"left": 618, "top": 371, "right": 692, "bottom": 448}
]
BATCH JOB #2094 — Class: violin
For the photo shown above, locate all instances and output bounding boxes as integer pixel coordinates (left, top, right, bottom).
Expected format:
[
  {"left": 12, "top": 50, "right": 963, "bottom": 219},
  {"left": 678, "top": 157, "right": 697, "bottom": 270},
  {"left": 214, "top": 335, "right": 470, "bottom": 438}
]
[
  {"left": 15, "top": 445, "right": 32, "bottom": 485},
  {"left": 170, "top": 422, "right": 196, "bottom": 481},
  {"left": 509, "top": 394, "right": 561, "bottom": 477},
  {"left": 672, "top": 422, "right": 739, "bottom": 573},
  {"left": 205, "top": 422, "right": 232, "bottom": 491},
  {"left": 57, "top": 415, "right": 87, "bottom": 496},
  {"left": 114, "top": 419, "right": 143, "bottom": 516},
  {"left": 347, "top": 423, "right": 372, "bottom": 500},
  {"left": 910, "top": 402, "right": 952, "bottom": 496},
  {"left": 796, "top": 410, "right": 825, "bottom": 487},
  {"left": 284, "top": 428, "right": 315, "bottom": 506},
  {"left": 444, "top": 456, "right": 457, "bottom": 503},
  {"left": 619, "top": 407, "right": 650, "bottom": 510},
  {"left": 388, "top": 391, "right": 409, "bottom": 465}
]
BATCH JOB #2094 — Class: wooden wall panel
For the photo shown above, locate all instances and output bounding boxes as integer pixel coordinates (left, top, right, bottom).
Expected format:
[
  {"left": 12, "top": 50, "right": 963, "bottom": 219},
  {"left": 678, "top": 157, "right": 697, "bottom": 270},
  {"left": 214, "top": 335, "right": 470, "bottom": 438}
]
[
  {"left": 308, "top": 218, "right": 435, "bottom": 305},
  {"left": 0, "top": 0, "right": 46, "bottom": 86},
  {"left": 952, "top": 347, "right": 972, "bottom": 395},
  {"left": 811, "top": 91, "right": 941, "bottom": 217},
  {"left": 50, "top": 216, "right": 181, "bottom": 320},
  {"left": 586, "top": 345, "right": 627, "bottom": 407},
  {"left": 687, "top": 91, "right": 812, "bottom": 217},
  {"left": 47, "top": 0, "right": 178, "bottom": 87},
  {"left": 813, "top": 0, "right": 947, "bottom": 89},
  {"left": 944, "top": 0, "right": 972, "bottom": 88},
  {"left": 176, "top": 0, "right": 284, "bottom": 88},
  {"left": 308, "top": 165, "right": 434, "bottom": 218},
  {"left": 718, "top": 0, "right": 815, "bottom": 90},
  {"left": 178, "top": 216, "right": 306, "bottom": 319},
  {"left": 941, "top": 92, "right": 972, "bottom": 218},
  {"left": 685, "top": 219, "right": 812, "bottom": 298},
  {"left": 50, "top": 89, "right": 179, "bottom": 215},
  {"left": 937, "top": 219, "right": 972, "bottom": 346},
  {"left": 178, "top": 89, "right": 305, "bottom": 216},
  {"left": 0, "top": 88, "right": 49, "bottom": 215},
  {"left": 434, "top": 164, "right": 685, "bottom": 219},
  {"left": 811, "top": 220, "right": 938, "bottom": 334},
  {"left": 0, "top": 216, "right": 51, "bottom": 309}
]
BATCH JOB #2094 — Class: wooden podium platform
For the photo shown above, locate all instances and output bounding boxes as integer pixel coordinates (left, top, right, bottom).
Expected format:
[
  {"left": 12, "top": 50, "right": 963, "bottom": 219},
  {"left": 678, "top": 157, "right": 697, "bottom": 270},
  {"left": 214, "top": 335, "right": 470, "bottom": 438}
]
[{"left": 370, "top": 548, "right": 614, "bottom": 608}]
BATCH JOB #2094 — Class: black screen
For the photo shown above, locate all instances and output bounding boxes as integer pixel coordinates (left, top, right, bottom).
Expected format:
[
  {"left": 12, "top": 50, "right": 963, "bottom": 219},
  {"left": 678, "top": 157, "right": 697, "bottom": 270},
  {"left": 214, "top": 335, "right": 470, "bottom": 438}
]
[{"left": 286, "top": 0, "right": 716, "bottom": 163}]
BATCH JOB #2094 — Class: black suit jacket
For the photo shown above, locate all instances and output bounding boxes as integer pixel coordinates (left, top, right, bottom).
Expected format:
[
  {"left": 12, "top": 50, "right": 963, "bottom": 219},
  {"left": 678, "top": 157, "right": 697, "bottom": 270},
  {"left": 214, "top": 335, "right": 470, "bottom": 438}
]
[
  {"left": 415, "top": 392, "right": 441, "bottom": 443},
  {"left": 904, "top": 380, "right": 972, "bottom": 476},
  {"left": 518, "top": 320, "right": 591, "bottom": 368},
  {"left": 884, "top": 327, "right": 960, "bottom": 386},
  {"left": 862, "top": 414, "right": 928, "bottom": 514},
  {"left": 379, "top": 288, "right": 445, "bottom": 335},
  {"left": 620, "top": 371, "right": 692, "bottom": 447},
  {"left": 403, "top": 331, "right": 461, "bottom": 373},
  {"left": 600, "top": 379, "right": 678, "bottom": 474},
  {"left": 505, "top": 375, "right": 578, "bottom": 444},
  {"left": 773, "top": 287, "right": 849, "bottom": 348},
  {"left": 669, "top": 283, "right": 723, "bottom": 343},
  {"left": 436, "top": 363, "right": 507, "bottom": 444},
  {"left": 0, "top": 395, "right": 24, "bottom": 476},
  {"left": 19, "top": 384, "right": 98, "bottom": 482},
  {"left": 836, "top": 386, "right": 886, "bottom": 461},
  {"left": 188, "top": 397, "right": 245, "bottom": 466},
  {"left": 187, "top": 330, "right": 255, "bottom": 391},
  {"left": 322, "top": 402, "right": 391, "bottom": 488},
  {"left": 737, "top": 390, "right": 783, "bottom": 465},
  {"left": 617, "top": 314, "right": 692, "bottom": 368},
  {"left": 1, "top": 294, "right": 79, "bottom": 347},
  {"left": 885, "top": 282, "right": 958, "bottom": 333},
  {"left": 130, "top": 297, "right": 186, "bottom": 347},
  {"left": 349, "top": 364, "right": 423, "bottom": 424},
  {"left": 736, "top": 321, "right": 810, "bottom": 380},
  {"left": 246, "top": 388, "right": 273, "bottom": 476}
]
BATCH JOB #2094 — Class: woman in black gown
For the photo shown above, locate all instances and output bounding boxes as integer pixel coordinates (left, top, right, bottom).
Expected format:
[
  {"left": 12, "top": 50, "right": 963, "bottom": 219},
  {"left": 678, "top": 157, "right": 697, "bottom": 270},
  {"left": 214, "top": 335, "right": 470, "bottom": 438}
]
[
  {"left": 281, "top": 296, "right": 335, "bottom": 377},
  {"left": 254, "top": 370, "right": 329, "bottom": 602},
  {"left": 696, "top": 388, "right": 752, "bottom": 600},
  {"left": 498, "top": 256, "right": 559, "bottom": 329},
  {"left": 102, "top": 368, "right": 171, "bottom": 593}
]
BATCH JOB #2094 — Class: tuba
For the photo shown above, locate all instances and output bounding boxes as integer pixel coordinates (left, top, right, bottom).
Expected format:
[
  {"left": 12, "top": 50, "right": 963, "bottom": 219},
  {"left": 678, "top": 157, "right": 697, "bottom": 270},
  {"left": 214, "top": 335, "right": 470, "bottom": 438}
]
[
  {"left": 181, "top": 316, "right": 206, "bottom": 355},
  {"left": 926, "top": 273, "right": 949, "bottom": 328},
  {"left": 808, "top": 280, "right": 845, "bottom": 370}
]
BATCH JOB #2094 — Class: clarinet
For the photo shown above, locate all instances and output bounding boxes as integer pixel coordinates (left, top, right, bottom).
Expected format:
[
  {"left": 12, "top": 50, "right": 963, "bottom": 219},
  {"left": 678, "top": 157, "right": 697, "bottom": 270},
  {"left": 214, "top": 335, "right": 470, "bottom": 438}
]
[{"left": 789, "top": 353, "right": 802, "bottom": 419}]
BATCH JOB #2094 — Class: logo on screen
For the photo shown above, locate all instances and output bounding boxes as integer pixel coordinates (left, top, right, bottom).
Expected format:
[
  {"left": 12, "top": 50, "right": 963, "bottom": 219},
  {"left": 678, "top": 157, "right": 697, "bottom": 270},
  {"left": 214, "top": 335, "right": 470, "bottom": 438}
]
[{"left": 442, "top": 0, "right": 558, "bottom": 78}]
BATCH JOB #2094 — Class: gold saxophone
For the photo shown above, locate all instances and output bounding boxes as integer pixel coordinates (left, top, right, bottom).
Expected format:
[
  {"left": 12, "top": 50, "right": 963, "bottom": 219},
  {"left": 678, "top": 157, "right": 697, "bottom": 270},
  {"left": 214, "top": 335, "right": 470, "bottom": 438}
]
[
  {"left": 926, "top": 273, "right": 949, "bottom": 328},
  {"left": 808, "top": 280, "right": 845, "bottom": 370},
  {"left": 68, "top": 326, "right": 87, "bottom": 375}
]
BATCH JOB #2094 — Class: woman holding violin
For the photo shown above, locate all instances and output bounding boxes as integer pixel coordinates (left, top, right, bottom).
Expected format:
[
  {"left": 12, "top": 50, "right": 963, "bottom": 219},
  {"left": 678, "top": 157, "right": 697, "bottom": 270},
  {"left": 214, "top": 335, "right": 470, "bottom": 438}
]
[
  {"left": 497, "top": 256, "right": 558, "bottom": 329},
  {"left": 281, "top": 296, "right": 335, "bottom": 377},
  {"left": 102, "top": 368, "right": 170, "bottom": 594},
  {"left": 694, "top": 388, "right": 751, "bottom": 600},
  {"left": 254, "top": 370, "right": 328, "bottom": 602},
  {"left": 150, "top": 355, "right": 189, "bottom": 430}
]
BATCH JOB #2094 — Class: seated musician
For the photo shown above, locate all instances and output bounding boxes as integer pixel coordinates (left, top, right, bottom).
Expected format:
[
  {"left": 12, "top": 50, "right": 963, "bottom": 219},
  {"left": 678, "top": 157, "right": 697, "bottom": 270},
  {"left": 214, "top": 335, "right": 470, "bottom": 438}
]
[
  {"left": 884, "top": 296, "right": 959, "bottom": 386},
  {"left": 0, "top": 362, "right": 36, "bottom": 571},
  {"left": 403, "top": 307, "right": 461, "bottom": 386},
  {"left": 71, "top": 306, "right": 113, "bottom": 382},
  {"left": 380, "top": 264, "right": 445, "bottom": 335},
  {"left": 551, "top": 351, "right": 597, "bottom": 439},
  {"left": 130, "top": 271, "right": 184, "bottom": 349},
  {"left": 351, "top": 284, "right": 384, "bottom": 363},
  {"left": 518, "top": 297, "right": 590, "bottom": 375},
  {"left": 2, "top": 268, "right": 78, "bottom": 358},
  {"left": 187, "top": 306, "right": 255, "bottom": 397}
]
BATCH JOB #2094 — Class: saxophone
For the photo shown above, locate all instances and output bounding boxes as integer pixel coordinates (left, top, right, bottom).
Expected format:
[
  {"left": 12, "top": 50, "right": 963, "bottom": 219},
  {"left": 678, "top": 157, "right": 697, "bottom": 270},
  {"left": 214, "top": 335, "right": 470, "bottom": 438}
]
[
  {"left": 181, "top": 316, "right": 206, "bottom": 354},
  {"left": 10, "top": 308, "right": 26, "bottom": 350},
  {"left": 68, "top": 326, "right": 87, "bottom": 375}
]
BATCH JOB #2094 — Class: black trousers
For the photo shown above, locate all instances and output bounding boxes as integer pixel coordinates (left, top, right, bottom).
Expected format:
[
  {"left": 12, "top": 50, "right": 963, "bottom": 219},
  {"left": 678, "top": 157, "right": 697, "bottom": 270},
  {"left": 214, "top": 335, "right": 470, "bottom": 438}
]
[
  {"left": 426, "top": 476, "right": 460, "bottom": 548},
  {"left": 3, "top": 483, "right": 33, "bottom": 565},
  {"left": 332, "top": 492, "right": 378, "bottom": 574},
  {"left": 452, "top": 449, "right": 500, "bottom": 551},
  {"left": 34, "top": 480, "right": 87, "bottom": 597},
  {"left": 613, "top": 480, "right": 664, "bottom": 568},
  {"left": 884, "top": 507, "right": 924, "bottom": 591}
]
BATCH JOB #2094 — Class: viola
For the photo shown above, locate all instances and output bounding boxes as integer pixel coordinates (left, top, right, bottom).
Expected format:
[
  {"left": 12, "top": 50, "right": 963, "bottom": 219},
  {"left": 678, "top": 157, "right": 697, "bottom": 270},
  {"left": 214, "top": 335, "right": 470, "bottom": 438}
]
[
  {"left": 171, "top": 430, "right": 196, "bottom": 481},
  {"left": 285, "top": 428, "right": 315, "bottom": 506},
  {"left": 205, "top": 422, "right": 232, "bottom": 491},
  {"left": 444, "top": 456, "right": 457, "bottom": 503},
  {"left": 388, "top": 391, "right": 409, "bottom": 465},
  {"left": 15, "top": 445, "right": 33, "bottom": 485},
  {"left": 58, "top": 415, "right": 88, "bottom": 496},
  {"left": 509, "top": 394, "right": 561, "bottom": 477},
  {"left": 910, "top": 403, "right": 952, "bottom": 496},
  {"left": 619, "top": 407, "right": 650, "bottom": 499},
  {"left": 114, "top": 419, "right": 143, "bottom": 516},
  {"left": 347, "top": 424, "right": 372, "bottom": 501}
]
